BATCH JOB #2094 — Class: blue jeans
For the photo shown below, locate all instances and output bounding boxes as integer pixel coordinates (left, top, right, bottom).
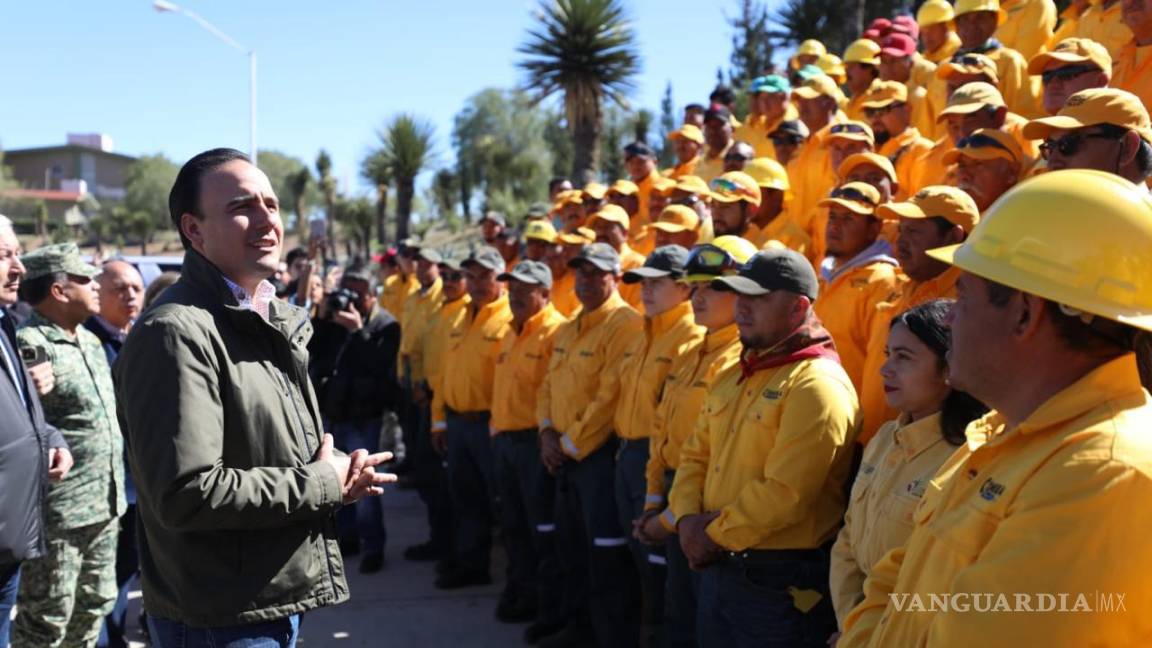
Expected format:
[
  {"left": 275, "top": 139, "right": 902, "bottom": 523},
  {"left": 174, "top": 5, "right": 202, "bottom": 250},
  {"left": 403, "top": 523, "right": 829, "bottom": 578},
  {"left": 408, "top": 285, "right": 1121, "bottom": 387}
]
[
  {"left": 331, "top": 418, "right": 386, "bottom": 555},
  {"left": 0, "top": 563, "right": 19, "bottom": 647},
  {"left": 148, "top": 615, "right": 299, "bottom": 648}
]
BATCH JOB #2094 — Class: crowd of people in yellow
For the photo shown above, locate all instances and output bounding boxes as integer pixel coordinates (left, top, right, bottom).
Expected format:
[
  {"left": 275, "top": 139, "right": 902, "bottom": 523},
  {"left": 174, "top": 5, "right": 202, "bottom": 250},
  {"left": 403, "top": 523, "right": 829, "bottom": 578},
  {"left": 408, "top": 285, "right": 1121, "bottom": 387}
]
[{"left": 374, "top": 0, "right": 1152, "bottom": 646}]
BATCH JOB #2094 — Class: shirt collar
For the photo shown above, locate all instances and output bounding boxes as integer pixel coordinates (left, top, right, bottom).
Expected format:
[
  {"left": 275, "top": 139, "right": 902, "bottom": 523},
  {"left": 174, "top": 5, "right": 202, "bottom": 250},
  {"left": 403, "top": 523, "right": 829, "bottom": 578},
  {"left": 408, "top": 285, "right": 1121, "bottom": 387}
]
[
  {"left": 704, "top": 322, "right": 740, "bottom": 353},
  {"left": 222, "top": 275, "right": 277, "bottom": 322},
  {"left": 93, "top": 315, "right": 128, "bottom": 342},
  {"left": 647, "top": 300, "right": 695, "bottom": 338},
  {"left": 893, "top": 412, "right": 949, "bottom": 461}
]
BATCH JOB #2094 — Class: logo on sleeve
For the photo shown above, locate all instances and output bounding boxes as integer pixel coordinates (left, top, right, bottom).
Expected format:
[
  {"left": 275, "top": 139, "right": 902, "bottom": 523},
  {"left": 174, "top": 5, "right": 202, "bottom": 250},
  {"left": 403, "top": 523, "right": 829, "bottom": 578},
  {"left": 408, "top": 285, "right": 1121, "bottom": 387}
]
[{"left": 979, "top": 478, "right": 1005, "bottom": 501}]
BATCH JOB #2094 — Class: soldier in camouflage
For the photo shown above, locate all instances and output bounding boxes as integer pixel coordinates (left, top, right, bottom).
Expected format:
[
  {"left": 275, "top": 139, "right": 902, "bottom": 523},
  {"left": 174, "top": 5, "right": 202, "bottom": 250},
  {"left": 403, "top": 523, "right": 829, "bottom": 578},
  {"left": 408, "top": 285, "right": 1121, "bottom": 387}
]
[{"left": 12, "top": 243, "right": 125, "bottom": 648}]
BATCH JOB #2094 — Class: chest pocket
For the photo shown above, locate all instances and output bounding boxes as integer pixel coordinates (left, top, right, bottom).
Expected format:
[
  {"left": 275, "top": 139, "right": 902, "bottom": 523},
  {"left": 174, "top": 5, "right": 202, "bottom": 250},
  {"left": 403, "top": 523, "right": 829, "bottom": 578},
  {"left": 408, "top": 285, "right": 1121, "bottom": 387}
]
[{"left": 919, "top": 479, "right": 1000, "bottom": 563}]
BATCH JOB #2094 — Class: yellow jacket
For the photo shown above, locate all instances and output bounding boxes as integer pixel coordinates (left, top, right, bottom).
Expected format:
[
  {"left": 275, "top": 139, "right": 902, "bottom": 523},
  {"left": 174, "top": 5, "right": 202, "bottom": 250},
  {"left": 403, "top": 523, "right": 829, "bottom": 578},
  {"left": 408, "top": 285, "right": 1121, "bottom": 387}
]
[
  {"left": 398, "top": 278, "right": 443, "bottom": 384},
  {"left": 1049, "top": 2, "right": 1084, "bottom": 49},
  {"left": 788, "top": 120, "right": 843, "bottom": 224},
  {"left": 491, "top": 303, "right": 567, "bottom": 432},
  {"left": 646, "top": 324, "right": 741, "bottom": 520},
  {"left": 829, "top": 413, "right": 959, "bottom": 625},
  {"left": 1112, "top": 40, "right": 1152, "bottom": 115},
  {"left": 923, "top": 32, "right": 961, "bottom": 65},
  {"left": 380, "top": 272, "right": 419, "bottom": 322},
  {"left": 858, "top": 266, "right": 961, "bottom": 446},
  {"left": 879, "top": 128, "right": 935, "bottom": 201},
  {"left": 537, "top": 292, "right": 643, "bottom": 460},
  {"left": 749, "top": 212, "right": 815, "bottom": 264},
  {"left": 908, "top": 137, "right": 955, "bottom": 195},
  {"left": 617, "top": 244, "right": 646, "bottom": 310},
  {"left": 840, "top": 354, "right": 1152, "bottom": 647},
  {"left": 614, "top": 301, "right": 704, "bottom": 441},
  {"left": 996, "top": 0, "right": 1058, "bottom": 61},
  {"left": 551, "top": 271, "right": 581, "bottom": 318},
  {"left": 906, "top": 86, "right": 939, "bottom": 147},
  {"left": 695, "top": 142, "right": 732, "bottom": 184},
  {"left": 431, "top": 295, "right": 512, "bottom": 428},
  {"left": 1076, "top": 0, "right": 1133, "bottom": 60},
  {"left": 426, "top": 295, "right": 471, "bottom": 426},
  {"left": 669, "top": 355, "right": 860, "bottom": 550},
  {"left": 663, "top": 157, "right": 700, "bottom": 179},
  {"left": 981, "top": 44, "right": 1043, "bottom": 119},
  {"left": 734, "top": 105, "right": 799, "bottom": 160},
  {"left": 814, "top": 253, "right": 901, "bottom": 394}
]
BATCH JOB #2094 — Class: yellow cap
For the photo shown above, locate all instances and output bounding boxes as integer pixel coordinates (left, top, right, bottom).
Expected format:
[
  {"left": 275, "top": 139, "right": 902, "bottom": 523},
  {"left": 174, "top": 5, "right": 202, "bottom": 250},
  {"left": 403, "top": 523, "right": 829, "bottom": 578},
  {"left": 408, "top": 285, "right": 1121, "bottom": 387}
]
[
  {"left": 587, "top": 204, "right": 630, "bottom": 229},
  {"left": 1023, "top": 88, "right": 1152, "bottom": 144},
  {"left": 743, "top": 157, "right": 790, "bottom": 192},
  {"left": 523, "top": 220, "right": 557, "bottom": 243},
  {"left": 792, "top": 75, "right": 846, "bottom": 104},
  {"left": 937, "top": 82, "right": 1005, "bottom": 121},
  {"left": 860, "top": 80, "right": 909, "bottom": 109},
  {"left": 668, "top": 124, "right": 705, "bottom": 144},
  {"left": 877, "top": 185, "right": 980, "bottom": 232},
  {"left": 917, "top": 0, "right": 955, "bottom": 27},
  {"left": 838, "top": 152, "right": 897, "bottom": 184},
  {"left": 926, "top": 170, "right": 1152, "bottom": 331},
  {"left": 827, "top": 120, "right": 875, "bottom": 144},
  {"left": 709, "top": 171, "right": 762, "bottom": 207},
  {"left": 608, "top": 179, "right": 639, "bottom": 196},
  {"left": 818, "top": 182, "right": 881, "bottom": 215},
  {"left": 953, "top": 0, "right": 1006, "bottom": 23},
  {"left": 674, "top": 175, "right": 711, "bottom": 195},
  {"left": 650, "top": 205, "right": 701, "bottom": 233},
  {"left": 816, "top": 53, "right": 847, "bottom": 82},
  {"left": 797, "top": 39, "right": 827, "bottom": 58},
  {"left": 1027, "top": 37, "right": 1112, "bottom": 76},
  {"left": 935, "top": 53, "right": 1000, "bottom": 84},
  {"left": 557, "top": 227, "right": 595, "bottom": 245},
  {"left": 581, "top": 182, "right": 608, "bottom": 201},
  {"left": 555, "top": 189, "right": 583, "bottom": 207},
  {"left": 942, "top": 128, "right": 1024, "bottom": 165},
  {"left": 844, "top": 39, "right": 881, "bottom": 66},
  {"left": 651, "top": 175, "right": 677, "bottom": 195}
]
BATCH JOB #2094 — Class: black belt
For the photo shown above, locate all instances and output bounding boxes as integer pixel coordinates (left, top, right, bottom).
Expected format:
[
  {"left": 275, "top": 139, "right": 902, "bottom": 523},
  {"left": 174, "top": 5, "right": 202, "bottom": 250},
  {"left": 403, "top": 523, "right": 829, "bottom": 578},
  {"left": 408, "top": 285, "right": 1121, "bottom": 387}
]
[
  {"left": 497, "top": 428, "right": 538, "bottom": 442},
  {"left": 445, "top": 407, "right": 490, "bottom": 423},
  {"left": 719, "top": 545, "right": 830, "bottom": 567}
]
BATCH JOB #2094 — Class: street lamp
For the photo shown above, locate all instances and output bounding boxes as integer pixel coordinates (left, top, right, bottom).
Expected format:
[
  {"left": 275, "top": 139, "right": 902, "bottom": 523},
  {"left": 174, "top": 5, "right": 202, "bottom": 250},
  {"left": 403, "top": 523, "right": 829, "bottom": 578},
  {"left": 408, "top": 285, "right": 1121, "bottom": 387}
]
[{"left": 153, "top": 0, "right": 258, "bottom": 164}]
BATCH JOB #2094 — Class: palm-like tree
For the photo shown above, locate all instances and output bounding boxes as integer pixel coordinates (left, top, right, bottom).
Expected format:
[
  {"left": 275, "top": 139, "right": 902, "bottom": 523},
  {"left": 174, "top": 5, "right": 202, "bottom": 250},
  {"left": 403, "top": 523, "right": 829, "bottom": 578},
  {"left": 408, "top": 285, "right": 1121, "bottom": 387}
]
[
  {"left": 517, "top": 0, "right": 640, "bottom": 185},
  {"left": 315, "top": 150, "right": 338, "bottom": 256},
  {"left": 287, "top": 168, "right": 311, "bottom": 242},
  {"left": 360, "top": 149, "right": 392, "bottom": 245},
  {"left": 368, "top": 115, "right": 435, "bottom": 242}
]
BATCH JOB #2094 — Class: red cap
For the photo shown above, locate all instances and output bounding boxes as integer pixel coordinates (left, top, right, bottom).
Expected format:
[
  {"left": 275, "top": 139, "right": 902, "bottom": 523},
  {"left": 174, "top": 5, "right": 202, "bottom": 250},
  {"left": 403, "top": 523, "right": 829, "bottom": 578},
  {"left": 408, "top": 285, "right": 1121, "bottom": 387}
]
[
  {"left": 864, "top": 29, "right": 882, "bottom": 42},
  {"left": 868, "top": 17, "right": 893, "bottom": 34},
  {"left": 891, "top": 15, "right": 919, "bottom": 40},
  {"left": 880, "top": 33, "right": 918, "bottom": 58}
]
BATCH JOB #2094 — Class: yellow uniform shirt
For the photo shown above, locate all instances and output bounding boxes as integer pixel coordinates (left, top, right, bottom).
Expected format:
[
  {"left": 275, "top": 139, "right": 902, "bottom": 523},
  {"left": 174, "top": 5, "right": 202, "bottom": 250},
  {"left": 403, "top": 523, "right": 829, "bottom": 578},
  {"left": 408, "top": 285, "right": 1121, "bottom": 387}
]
[
  {"left": 490, "top": 303, "right": 567, "bottom": 432},
  {"left": 426, "top": 295, "right": 471, "bottom": 423},
  {"left": 551, "top": 271, "right": 581, "bottom": 318},
  {"left": 981, "top": 45, "right": 1043, "bottom": 119},
  {"left": 380, "top": 272, "right": 419, "bottom": 321},
  {"left": 617, "top": 244, "right": 646, "bottom": 310},
  {"left": 1112, "top": 40, "right": 1152, "bottom": 114},
  {"left": 1048, "top": 3, "right": 1084, "bottom": 50},
  {"left": 537, "top": 292, "right": 643, "bottom": 460},
  {"left": 646, "top": 324, "right": 741, "bottom": 519},
  {"left": 858, "top": 266, "right": 960, "bottom": 446},
  {"left": 908, "top": 137, "right": 955, "bottom": 194},
  {"left": 845, "top": 91, "right": 871, "bottom": 123},
  {"left": 398, "top": 278, "right": 443, "bottom": 385},
  {"left": 906, "top": 86, "right": 939, "bottom": 145},
  {"left": 614, "top": 301, "right": 704, "bottom": 441},
  {"left": 814, "top": 258, "right": 901, "bottom": 394},
  {"left": 829, "top": 413, "right": 959, "bottom": 625},
  {"left": 1003, "top": 111, "right": 1041, "bottom": 162},
  {"left": 923, "top": 32, "right": 961, "bottom": 65},
  {"left": 908, "top": 54, "right": 938, "bottom": 94},
  {"left": 996, "top": 0, "right": 1058, "bottom": 61},
  {"left": 879, "top": 128, "right": 934, "bottom": 201},
  {"left": 1076, "top": 0, "right": 1133, "bottom": 60},
  {"left": 841, "top": 354, "right": 1152, "bottom": 647},
  {"left": 734, "top": 105, "right": 799, "bottom": 160},
  {"left": 431, "top": 295, "right": 512, "bottom": 428},
  {"left": 749, "top": 213, "right": 815, "bottom": 262},
  {"left": 694, "top": 142, "right": 732, "bottom": 184},
  {"left": 787, "top": 118, "right": 846, "bottom": 225},
  {"left": 669, "top": 356, "right": 860, "bottom": 550},
  {"left": 663, "top": 157, "right": 700, "bottom": 179}
]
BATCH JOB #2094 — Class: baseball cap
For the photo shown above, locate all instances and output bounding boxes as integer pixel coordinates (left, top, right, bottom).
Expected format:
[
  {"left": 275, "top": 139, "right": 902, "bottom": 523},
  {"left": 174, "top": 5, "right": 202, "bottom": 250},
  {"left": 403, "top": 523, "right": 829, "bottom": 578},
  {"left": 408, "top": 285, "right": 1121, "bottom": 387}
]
[
  {"left": 668, "top": 124, "right": 705, "bottom": 145},
  {"left": 417, "top": 248, "right": 443, "bottom": 264},
  {"left": 937, "top": 82, "right": 1005, "bottom": 121},
  {"left": 792, "top": 75, "right": 846, "bottom": 104},
  {"left": 770, "top": 120, "right": 810, "bottom": 141},
  {"left": 526, "top": 202, "right": 551, "bottom": 220},
  {"left": 844, "top": 39, "right": 882, "bottom": 66},
  {"left": 954, "top": 0, "right": 1007, "bottom": 24},
  {"left": 1027, "top": 37, "right": 1112, "bottom": 76},
  {"left": 890, "top": 15, "right": 920, "bottom": 39},
  {"left": 827, "top": 121, "right": 875, "bottom": 145},
  {"left": 651, "top": 175, "right": 678, "bottom": 197},
  {"left": 750, "top": 74, "right": 791, "bottom": 95},
  {"left": 622, "top": 245, "right": 691, "bottom": 284},
  {"left": 935, "top": 53, "right": 1001, "bottom": 84},
  {"left": 818, "top": 182, "right": 882, "bottom": 215},
  {"left": 608, "top": 179, "right": 640, "bottom": 196},
  {"left": 942, "top": 128, "right": 1025, "bottom": 165},
  {"left": 650, "top": 205, "right": 701, "bottom": 233},
  {"left": 795, "top": 64, "right": 826, "bottom": 82},
  {"left": 880, "top": 33, "right": 918, "bottom": 58},
  {"left": 523, "top": 219, "right": 558, "bottom": 243},
  {"left": 1022, "top": 88, "right": 1152, "bottom": 144},
  {"left": 20, "top": 242, "right": 99, "bottom": 282},
  {"left": 438, "top": 255, "right": 465, "bottom": 272},
  {"left": 704, "top": 104, "right": 732, "bottom": 124},
  {"left": 743, "top": 157, "right": 791, "bottom": 192},
  {"left": 557, "top": 227, "right": 595, "bottom": 245},
  {"left": 838, "top": 152, "right": 898, "bottom": 184},
  {"left": 709, "top": 172, "right": 762, "bottom": 207},
  {"left": 554, "top": 189, "right": 583, "bottom": 207},
  {"left": 816, "top": 53, "right": 847, "bottom": 81},
  {"left": 860, "top": 80, "right": 909, "bottom": 109},
  {"left": 461, "top": 245, "right": 506, "bottom": 273},
  {"left": 587, "top": 204, "right": 630, "bottom": 229},
  {"left": 623, "top": 141, "right": 656, "bottom": 160},
  {"left": 480, "top": 211, "right": 506, "bottom": 227},
  {"left": 568, "top": 242, "right": 622, "bottom": 274},
  {"left": 674, "top": 175, "right": 711, "bottom": 195},
  {"left": 711, "top": 248, "right": 819, "bottom": 300},
  {"left": 581, "top": 182, "right": 609, "bottom": 201},
  {"left": 876, "top": 185, "right": 981, "bottom": 232},
  {"left": 498, "top": 260, "right": 553, "bottom": 289}
]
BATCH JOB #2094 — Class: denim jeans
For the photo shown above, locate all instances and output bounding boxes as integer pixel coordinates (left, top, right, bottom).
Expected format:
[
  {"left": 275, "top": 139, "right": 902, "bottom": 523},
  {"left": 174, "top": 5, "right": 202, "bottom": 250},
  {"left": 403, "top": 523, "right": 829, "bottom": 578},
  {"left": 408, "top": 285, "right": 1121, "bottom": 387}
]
[
  {"left": 0, "top": 563, "right": 19, "bottom": 647},
  {"left": 147, "top": 615, "right": 300, "bottom": 648},
  {"left": 332, "top": 418, "right": 386, "bottom": 555}
]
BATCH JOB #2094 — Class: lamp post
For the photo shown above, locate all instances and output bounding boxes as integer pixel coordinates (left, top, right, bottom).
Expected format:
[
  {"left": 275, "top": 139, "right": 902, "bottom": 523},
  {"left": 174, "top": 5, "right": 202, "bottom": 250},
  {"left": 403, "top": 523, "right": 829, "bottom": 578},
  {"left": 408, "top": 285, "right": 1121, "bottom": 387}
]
[{"left": 153, "top": 0, "right": 257, "bottom": 164}]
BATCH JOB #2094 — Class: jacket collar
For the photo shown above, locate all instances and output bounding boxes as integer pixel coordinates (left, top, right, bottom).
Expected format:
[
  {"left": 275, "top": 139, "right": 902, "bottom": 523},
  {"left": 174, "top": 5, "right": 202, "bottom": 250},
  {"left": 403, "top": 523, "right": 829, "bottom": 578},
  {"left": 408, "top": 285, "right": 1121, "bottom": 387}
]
[
  {"left": 577, "top": 291, "right": 627, "bottom": 333},
  {"left": 516, "top": 302, "right": 559, "bottom": 337},
  {"left": 24, "top": 311, "right": 79, "bottom": 345},
  {"left": 646, "top": 300, "right": 695, "bottom": 339},
  {"left": 179, "top": 248, "right": 307, "bottom": 343},
  {"left": 821, "top": 239, "right": 898, "bottom": 283},
  {"left": 903, "top": 265, "right": 962, "bottom": 306},
  {"left": 703, "top": 322, "right": 740, "bottom": 354}
]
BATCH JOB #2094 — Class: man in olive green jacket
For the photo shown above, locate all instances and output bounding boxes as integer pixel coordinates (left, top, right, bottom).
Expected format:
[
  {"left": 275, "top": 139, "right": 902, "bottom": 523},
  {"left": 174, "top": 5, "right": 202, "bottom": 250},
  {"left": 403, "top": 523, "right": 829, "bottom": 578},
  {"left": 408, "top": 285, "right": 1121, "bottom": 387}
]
[{"left": 116, "top": 148, "right": 392, "bottom": 645}]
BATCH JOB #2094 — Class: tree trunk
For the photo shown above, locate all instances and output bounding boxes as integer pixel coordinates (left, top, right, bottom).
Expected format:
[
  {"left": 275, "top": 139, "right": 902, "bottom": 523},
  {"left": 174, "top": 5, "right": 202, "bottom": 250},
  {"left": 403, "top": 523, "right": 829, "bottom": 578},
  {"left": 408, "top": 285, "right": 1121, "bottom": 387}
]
[
  {"left": 376, "top": 184, "right": 389, "bottom": 245},
  {"left": 570, "top": 100, "right": 603, "bottom": 187},
  {"left": 396, "top": 180, "right": 415, "bottom": 242},
  {"left": 848, "top": 0, "right": 866, "bottom": 47},
  {"left": 324, "top": 192, "right": 336, "bottom": 258},
  {"left": 294, "top": 196, "right": 307, "bottom": 243}
]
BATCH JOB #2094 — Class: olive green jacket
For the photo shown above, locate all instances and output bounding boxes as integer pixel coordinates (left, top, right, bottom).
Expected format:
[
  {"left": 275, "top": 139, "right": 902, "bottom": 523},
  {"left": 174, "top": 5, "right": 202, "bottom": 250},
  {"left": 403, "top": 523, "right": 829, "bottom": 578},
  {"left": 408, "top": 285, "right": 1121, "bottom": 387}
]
[{"left": 115, "top": 249, "right": 348, "bottom": 627}]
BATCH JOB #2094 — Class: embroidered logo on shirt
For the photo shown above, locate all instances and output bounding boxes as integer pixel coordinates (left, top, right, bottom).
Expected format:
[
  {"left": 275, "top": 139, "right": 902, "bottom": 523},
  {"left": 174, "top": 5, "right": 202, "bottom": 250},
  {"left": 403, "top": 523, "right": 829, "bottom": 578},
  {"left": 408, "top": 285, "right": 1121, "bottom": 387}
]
[
  {"left": 905, "top": 478, "right": 927, "bottom": 498},
  {"left": 979, "top": 478, "right": 1006, "bottom": 501},
  {"left": 762, "top": 389, "right": 782, "bottom": 400}
]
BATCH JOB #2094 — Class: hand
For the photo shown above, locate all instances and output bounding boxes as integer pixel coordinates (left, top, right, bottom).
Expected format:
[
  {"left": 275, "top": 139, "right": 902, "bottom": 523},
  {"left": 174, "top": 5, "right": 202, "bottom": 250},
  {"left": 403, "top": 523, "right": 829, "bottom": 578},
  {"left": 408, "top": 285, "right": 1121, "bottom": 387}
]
[
  {"left": 636, "top": 510, "right": 671, "bottom": 545},
  {"left": 678, "top": 511, "right": 722, "bottom": 570},
  {"left": 431, "top": 429, "right": 448, "bottom": 455},
  {"left": 47, "top": 447, "right": 73, "bottom": 481},
  {"left": 827, "top": 631, "right": 841, "bottom": 646},
  {"left": 312, "top": 433, "right": 396, "bottom": 504},
  {"left": 333, "top": 306, "right": 363, "bottom": 333},
  {"left": 27, "top": 361, "right": 54, "bottom": 395},
  {"left": 539, "top": 427, "right": 566, "bottom": 473},
  {"left": 412, "top": 383, "right": 429, "bottom": 406}
]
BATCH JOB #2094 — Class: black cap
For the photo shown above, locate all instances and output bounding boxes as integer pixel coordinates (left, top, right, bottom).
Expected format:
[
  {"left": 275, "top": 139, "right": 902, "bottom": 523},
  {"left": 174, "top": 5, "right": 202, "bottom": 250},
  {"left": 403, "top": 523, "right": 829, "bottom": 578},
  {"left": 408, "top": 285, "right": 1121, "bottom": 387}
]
[
  {"left": 770, "top": 119, "right": 810, "bottom": 140},
  {"left": 498, "top": 260, "right": 553, "bottom": 289},
  {"left": 711, "top": 248, "right": 819, "bottom": 301},
  {"left": 567, "top": 242, "right": 621, "bottom": 274},
  {"left": 622, "top": 245, "right": 691, "bottom": 284},
  {"left": 462, "top": 245, "right": 506, "bottom": 273},
  {"left": 704, "top": 104, "right": 732, "bottom": 123},
  {"left": 623, "top": 141, "right": 656, "bottom": 160}
]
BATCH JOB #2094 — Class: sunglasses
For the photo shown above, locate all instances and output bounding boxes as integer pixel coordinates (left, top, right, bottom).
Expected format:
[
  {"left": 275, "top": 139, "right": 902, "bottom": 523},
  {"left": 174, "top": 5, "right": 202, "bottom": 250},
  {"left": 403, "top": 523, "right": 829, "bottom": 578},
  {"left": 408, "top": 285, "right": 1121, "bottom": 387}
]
[
  {"left": 710, "top": 177, "right": 757, "bottom": 199},
  {"left": 672, "top": 194, "right": 701, "bottom": 206},
  {"left": 770, "top": 134, "right": 805, "bottom": 145},
  {"left": 1040, "top": 64, "right": 1099, "bottom": 85},
  {"left": 684, "top": 244, "right": 741, "bottom": 277},
  {"left": 724, "top": 153, "right": 753, "bottom": 162},
  {"left": 442, "top": 271, "right": 464, "bottom": 282},
  {"left": 951, "top": 54, "right": 989, "bottom": 68},
  {"left": 829, "top": 186, "right": 878, "bottom": 205},
  {"left": 956, "top": 133, "right": 1012, "bottom": 153},
  {"left": 830, "top": 123, "right": 869, "bottom": 136},
  {"left": 1038, "top": 130, "right": 1117, "bottom": 160},
  {"left": 864, "top": 103, "right": 904, "bottom": 119}
]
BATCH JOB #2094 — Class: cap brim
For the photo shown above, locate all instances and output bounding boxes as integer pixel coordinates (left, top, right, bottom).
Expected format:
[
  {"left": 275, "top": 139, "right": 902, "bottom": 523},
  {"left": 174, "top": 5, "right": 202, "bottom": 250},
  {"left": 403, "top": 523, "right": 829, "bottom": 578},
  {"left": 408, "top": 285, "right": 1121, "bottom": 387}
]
[
  {"left": 861, "top": 98, "right": 899, "bottom": 109},
  {"left": 1026, "top": 52, "right": 1091, "bottom": 75},
  {"left": 875, "top": 201, "right": 928, "bottom": 221},
  {"left": 880, "top": 48, "right": 914, "bottom": 58},
  {"left": 650, "top": 222, "right": 691, "bottom": 233},
  {"left": 827, "top": 132, "right": 873, "bottom": 142},
  {"left": 924, "top": 242, "right": 961, "bottom": 265},
  {"left": 709, "top": 193, "right": 744, "bottom": 204},
  {"left": 818, "top": 197, "right": 874, "bottom": 215},
  {"left": 524, "top": 234, "right": 556, "bottom": 243},
  {"left": 498, "top": 270, "right": 548, "bottom": 285},
  {"left": 792, "top": 87, "right": 824, "bottom": 100},
  {"left": 462, "top": 258, "right": 502, "bottom": 271},
  {"left": 567, "top": 257, "right": 617, "bottom": 273},
  {"left": 942, "top": 147, "right": 1016, "bottom": 165},
  {"left": 1021, "top": 115, "right": 1092, "bottom": 140},
  {"left": 622, "top": 267, "right": 673, "bottom": 284},
  {"left": 711, "top": 275, "right": 771, "bottom": 296},
  {"left": 937, "top": 102, "right": 989, "bottom": 122}
]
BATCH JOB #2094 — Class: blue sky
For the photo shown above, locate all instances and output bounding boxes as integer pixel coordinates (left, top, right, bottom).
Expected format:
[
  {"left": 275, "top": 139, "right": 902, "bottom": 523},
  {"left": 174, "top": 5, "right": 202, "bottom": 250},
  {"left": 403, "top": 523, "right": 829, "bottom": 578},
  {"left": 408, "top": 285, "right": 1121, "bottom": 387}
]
[{"left": 1, "top": 1, "right": 777, "bottom": 195}]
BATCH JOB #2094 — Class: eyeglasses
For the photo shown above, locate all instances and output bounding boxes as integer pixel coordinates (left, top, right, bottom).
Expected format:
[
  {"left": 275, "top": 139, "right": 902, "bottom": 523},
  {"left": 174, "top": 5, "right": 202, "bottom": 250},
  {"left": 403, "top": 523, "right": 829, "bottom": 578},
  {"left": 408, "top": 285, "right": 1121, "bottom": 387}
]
[
  {"left": 829, "top": 186, "right": 877, "bottom": 205},
  {"left": 1040, "top": 64, "right": 1099, "bottom": 85},
  {"left": 1038, "top": 130, "right": 1117, "bottom": 160},
  {"left": 830, "top": 123, "right": 869, "bottom": 135},
  {"left": 684, "top": 244, "right": 741, "bottom": 277}
]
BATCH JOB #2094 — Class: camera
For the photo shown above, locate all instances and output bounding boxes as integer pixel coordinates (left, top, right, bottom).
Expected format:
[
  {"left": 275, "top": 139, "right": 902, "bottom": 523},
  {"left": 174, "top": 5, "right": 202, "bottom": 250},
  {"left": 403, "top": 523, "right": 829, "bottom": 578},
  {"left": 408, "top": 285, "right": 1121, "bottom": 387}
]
[{"left": 326, "top": 287, "right": 358, "bottom": 314}]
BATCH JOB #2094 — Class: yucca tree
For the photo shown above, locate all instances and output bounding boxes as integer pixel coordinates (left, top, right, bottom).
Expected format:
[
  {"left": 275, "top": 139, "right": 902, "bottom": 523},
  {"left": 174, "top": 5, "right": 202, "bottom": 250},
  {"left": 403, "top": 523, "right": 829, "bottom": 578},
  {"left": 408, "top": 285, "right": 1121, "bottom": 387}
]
[
  {"left": 368, "top": 115, "right": 436, "bottom": 242},
  {"left": 315, "top": 150, "right": 338, "bottom": 255},
  {"left": 361, "top": 149, "right": 392, "bottom": 245},
  {"left": 517, "top": 0, "right": 641, "bottom": 185}
]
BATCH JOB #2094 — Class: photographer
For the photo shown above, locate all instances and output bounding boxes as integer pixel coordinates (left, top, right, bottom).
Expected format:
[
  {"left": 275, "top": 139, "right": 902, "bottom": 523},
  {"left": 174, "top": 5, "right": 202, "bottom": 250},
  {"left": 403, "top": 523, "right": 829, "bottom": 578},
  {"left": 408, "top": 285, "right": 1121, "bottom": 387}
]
[{"left": 310, "top": 270, "right": 401, "bottom": 574}]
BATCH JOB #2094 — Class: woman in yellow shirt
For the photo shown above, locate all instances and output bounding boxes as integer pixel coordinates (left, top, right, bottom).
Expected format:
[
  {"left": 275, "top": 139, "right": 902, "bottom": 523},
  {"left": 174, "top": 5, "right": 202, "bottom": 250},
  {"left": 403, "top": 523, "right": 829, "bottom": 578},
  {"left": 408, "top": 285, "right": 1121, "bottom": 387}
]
[{"left": 828, "top": 300, "right": 988, "bottom": 638}]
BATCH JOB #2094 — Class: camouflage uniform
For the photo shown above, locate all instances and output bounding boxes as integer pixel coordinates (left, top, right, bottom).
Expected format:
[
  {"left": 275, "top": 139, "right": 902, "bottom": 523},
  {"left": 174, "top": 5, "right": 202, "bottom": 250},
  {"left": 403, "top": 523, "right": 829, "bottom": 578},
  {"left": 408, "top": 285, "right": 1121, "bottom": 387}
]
[{"left": 12, "top": 245, "right": 125, "bottom": 648}]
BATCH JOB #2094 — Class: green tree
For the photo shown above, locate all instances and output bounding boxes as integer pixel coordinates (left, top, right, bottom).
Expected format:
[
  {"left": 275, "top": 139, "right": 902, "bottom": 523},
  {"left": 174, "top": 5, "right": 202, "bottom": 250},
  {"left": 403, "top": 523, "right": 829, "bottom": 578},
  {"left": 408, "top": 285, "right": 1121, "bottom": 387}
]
[
  {"left": 729, "top": 0, "right": 777, "bottom": 87},
  {"left": 658, "top": 82, "right": 677, "bottom": 168},
  {"left": 430, "top": 168, "right": 461, "bottom": 230},
  {"left": 768, "top": 0, "right": 904, "bottom": 57},
  {"left": 368, "top": 114, "right": 436, "bottom": 242},
  {"left": 333, "top": 196, "right": 375, "bottom": 259},
  {"left": 123, "top": 153, "right": 178, "bottom": 232},
  {"left": 517, "top": 0, "right": 641, "bottom": 185},
  {"left": 360, "top": 149, "right": 392, "bottom": 245},
  {"left": 542, "top": 112, "right": 575, "bottom": 180},
  {"left": 599, "top": 105, "right": 633, "bottom": 182}
]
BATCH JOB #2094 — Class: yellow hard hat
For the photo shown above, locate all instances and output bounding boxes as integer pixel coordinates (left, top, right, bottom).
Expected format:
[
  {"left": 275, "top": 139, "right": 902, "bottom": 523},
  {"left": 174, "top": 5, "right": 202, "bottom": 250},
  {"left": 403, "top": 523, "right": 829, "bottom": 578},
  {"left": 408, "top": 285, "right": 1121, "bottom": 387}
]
[
  {"left": 953, "top": 0, "right": 1007, "bottom": 25},
  {"left": 743, "top": 157, "right": 790, "bottom": 192},
  {"left": 790, "top": 39, "right": 828, "bottom": 70},
  {"left": 816, "top": 53, "right": 846, "bottom": 84},
  {"left": 523, "top": 219, "right": 558, "bottom": 243},
  {"left": 917, "top": 0, "right": 955, "bottom": 27},
  {"left": 927, "top": 170, "right": 1152, "bottom": 332},
  {"left": 844, "top": 39, "right": 881, "bottom": 67}
]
